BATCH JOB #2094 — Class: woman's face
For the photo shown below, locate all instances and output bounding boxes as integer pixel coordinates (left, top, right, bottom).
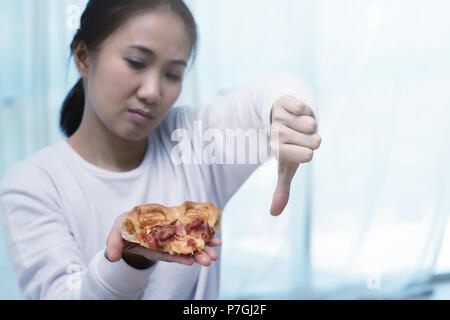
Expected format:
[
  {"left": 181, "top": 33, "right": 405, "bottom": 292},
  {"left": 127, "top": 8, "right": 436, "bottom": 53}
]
[{"left": 83, "top": 10, "right": 192, "bottom": 141}]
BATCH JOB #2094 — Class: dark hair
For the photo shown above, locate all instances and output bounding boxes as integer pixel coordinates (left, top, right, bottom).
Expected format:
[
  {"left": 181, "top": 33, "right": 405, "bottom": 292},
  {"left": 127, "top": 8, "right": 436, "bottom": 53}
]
[{"left": 60, "top": 0, "right": 198, "bottom": 137}]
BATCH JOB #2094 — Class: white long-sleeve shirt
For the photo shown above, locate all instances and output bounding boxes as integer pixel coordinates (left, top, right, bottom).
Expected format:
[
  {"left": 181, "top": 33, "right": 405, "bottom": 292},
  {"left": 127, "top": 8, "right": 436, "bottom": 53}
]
[{"left": 0, "top": 73, "right": 316, "bottom": 300}]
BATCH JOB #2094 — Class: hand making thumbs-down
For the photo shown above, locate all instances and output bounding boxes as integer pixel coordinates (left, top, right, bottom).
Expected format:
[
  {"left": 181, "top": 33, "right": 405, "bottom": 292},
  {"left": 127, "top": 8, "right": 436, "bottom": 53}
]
[{"left": 269, "top": 95, "right": 322, "bottom": 216}]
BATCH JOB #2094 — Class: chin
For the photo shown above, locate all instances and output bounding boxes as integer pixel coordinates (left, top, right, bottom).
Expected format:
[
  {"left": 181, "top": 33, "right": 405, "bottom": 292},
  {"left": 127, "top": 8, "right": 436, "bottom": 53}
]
[
  {"left": 121, "top": 131, "right": 150, "bottom": 142},
  {"left": 119, "top": 125, "right": 157, "bottom": 142},
  {"left": 114, "top": 117, "right": 163, "bottom": 142}
]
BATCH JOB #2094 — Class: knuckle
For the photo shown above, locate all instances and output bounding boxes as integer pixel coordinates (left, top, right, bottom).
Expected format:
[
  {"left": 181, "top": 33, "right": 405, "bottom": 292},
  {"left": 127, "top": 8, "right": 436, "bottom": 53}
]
[
  {"left": 296, "top": 103, "right": 305, "bottom": 114},
  {"left": 298, "top": 100, "right": 312, "bottom": 115},
  {"left": 312, "top": 134, "right": 322, "bottom": 149},
  {"left": 298, "top": 99, "right": 307, "bottom": 108},
  {"left": 281, "top": 95, "right": 293, "bottom": 104},
  {"left": 307, "top": 118, "right": 318, "bottom": 132},
  {"left": 301, "top": 149, "right": 314, "bottom": 163}
]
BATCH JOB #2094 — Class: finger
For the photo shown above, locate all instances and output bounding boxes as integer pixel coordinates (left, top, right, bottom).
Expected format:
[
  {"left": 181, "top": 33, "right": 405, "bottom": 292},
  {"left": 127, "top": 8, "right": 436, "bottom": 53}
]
[
  {"left": 123, "top": 240, "right": 140, "bottom": 252},
  {"left": 280, "top": 96, "right": 314, "bottom": 117},
  {"left": 194, "top": 251, "right": 211, "bottom": 266},
  {"left": 280, "top": 125, "right": 322, "bottom": 150},
  {"left": 207, "top": 237, "right": 222, "bottom": 247},
  {"left": 202, "top": 246, "right": 219, "bottom": 261},
  {"left": 270, "top": 160, "right": 299, "bottom": 216},
  {"left": 129, "top": 246, "right": 195, "bottom": 266},
  {"left": 278, "top": 144, "right": 314, "bottom": 164},
  {"left": 106, "top": 222, "right": 125, "bottom": 262},
  {"left": 287, "top": 115, "right": 318, "bottom": 134},
  {"left": 105, "top": 239, "right": 124, "bottom": 262},
  {"left": 272, "top": 105, "right": 318, "bottom": 134},
  {"left": 296, "top": 115, "right": 318, "bottom": 134},
  {"left": 170, "top": 254, "right": 195, "bottom": 266}
]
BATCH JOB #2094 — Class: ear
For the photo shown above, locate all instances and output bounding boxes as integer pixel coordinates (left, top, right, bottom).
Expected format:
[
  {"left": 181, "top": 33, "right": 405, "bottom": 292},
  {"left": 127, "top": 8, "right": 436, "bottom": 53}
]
[{"left": 72, "top": 40, "right": 90, "bottom": 79}]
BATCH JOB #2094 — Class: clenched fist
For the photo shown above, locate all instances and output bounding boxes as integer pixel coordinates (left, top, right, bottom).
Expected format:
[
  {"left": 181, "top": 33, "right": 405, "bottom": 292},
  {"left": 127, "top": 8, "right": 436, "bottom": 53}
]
[{"left": 269, "top": 95, "right": 322, "bottom": 216}]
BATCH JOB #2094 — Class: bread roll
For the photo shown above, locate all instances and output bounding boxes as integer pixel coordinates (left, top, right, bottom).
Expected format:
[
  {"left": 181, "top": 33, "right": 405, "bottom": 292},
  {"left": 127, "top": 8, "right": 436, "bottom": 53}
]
[{"left": 121, "top": 201, "right": 221, "bottom": 255}]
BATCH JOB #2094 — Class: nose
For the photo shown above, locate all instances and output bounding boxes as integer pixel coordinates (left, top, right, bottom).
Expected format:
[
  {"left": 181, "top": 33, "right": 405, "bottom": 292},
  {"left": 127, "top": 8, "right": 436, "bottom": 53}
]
[{"left": 136, "top": 71, "right": 162, "bottom": 105}]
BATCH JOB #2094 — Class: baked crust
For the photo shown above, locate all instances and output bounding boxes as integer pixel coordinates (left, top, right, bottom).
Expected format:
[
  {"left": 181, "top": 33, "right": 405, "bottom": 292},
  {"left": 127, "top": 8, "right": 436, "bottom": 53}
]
[{"left": 121, "top": 201, "right": 222, "bottom": 255}]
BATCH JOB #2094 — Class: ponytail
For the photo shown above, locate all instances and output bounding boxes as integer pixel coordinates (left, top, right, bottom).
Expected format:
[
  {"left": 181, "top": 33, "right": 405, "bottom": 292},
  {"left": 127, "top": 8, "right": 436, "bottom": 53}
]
[{"left": 60, "top": 78, "right": 84, "bottom": 137}]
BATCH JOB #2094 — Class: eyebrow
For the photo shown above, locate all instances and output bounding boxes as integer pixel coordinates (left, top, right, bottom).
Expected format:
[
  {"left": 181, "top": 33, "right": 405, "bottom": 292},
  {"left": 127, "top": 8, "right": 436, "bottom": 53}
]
[{"left": 128, "top": 45, "right": 187, "bottom": 66}]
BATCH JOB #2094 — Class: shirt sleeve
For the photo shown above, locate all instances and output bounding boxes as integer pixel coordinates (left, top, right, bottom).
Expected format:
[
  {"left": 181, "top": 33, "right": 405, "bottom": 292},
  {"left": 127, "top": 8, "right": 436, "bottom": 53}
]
[
  {"left": 0, "top": 162, "right": 155, "bottom": 300},
  {"left": 181, "top": 72, "right": 317, "bottom": 209}
]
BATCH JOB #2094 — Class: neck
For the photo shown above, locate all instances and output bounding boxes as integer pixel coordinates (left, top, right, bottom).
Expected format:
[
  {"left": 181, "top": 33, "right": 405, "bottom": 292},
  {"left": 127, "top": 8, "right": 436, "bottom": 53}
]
[{"left": 67, "top": 107, "right": 148, "bottom": 173}]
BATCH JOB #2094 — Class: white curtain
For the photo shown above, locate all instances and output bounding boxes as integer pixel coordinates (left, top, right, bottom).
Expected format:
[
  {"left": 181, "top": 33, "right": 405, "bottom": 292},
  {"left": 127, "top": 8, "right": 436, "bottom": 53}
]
[
  {"left": 186, "top": 0, "right": 450, "bottom": 299},
  {"left": 0, "top": 0, "right": 87, "bottom": 299},
  {"left": 1, "top": 0, "right": 450, "bottom": 300},
  {"left": 0, "top": 0, "right": 83, "bottom": 175}
]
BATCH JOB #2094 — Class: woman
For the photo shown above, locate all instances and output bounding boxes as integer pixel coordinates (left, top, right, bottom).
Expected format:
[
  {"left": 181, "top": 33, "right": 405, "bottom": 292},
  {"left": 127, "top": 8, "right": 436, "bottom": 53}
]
[{"left": 0, "top": 0, "right": 321, "bottom": 299}]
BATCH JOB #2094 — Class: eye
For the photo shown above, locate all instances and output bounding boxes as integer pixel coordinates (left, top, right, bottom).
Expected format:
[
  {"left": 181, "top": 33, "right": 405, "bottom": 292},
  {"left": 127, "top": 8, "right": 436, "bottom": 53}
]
[
  {"left": 125, "top": 59, "right": 146, "bottom": 70},
  {"left": 166, "top": 73, "right": 182, "bottom": 81}
]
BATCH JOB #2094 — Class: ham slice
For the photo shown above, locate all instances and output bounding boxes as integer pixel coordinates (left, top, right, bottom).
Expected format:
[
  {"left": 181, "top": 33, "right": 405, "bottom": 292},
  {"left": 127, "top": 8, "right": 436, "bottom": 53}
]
[
  {"left": 185, "top": 219, "right": 215, "bottom": 240},
  {"left": 142, "top": 219, "right": 215, "bottom": 252},
  {"left": 151, "top": 225, "right": 176, "bottom": 241}
]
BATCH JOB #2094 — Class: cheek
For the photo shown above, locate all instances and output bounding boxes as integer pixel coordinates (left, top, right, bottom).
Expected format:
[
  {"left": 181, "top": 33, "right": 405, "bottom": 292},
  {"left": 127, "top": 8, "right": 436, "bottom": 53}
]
[
  {"left": 148, "top": 83, "right": 181, "bottom": 127},
  {"left": 89, "top": 61, "right": 135, "bottom": 114},
  {"left": 164, "top": 82, "right": 182, "bottom": 106}
]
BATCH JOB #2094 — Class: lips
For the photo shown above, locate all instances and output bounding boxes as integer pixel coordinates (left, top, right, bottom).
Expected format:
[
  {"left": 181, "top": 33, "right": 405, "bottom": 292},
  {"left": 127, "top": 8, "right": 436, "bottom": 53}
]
[{"left": 128, "top": 108, "right": 153, "bottom": 119}]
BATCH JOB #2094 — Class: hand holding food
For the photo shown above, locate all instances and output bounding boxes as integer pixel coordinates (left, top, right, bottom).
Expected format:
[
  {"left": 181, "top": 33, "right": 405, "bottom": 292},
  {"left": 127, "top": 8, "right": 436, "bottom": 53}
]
[
  {"left": 121, "top": 201, "right": 222, "bottom": 255},
  {"left": 105, "top": 201, "right": 222, "bottom": 267}
]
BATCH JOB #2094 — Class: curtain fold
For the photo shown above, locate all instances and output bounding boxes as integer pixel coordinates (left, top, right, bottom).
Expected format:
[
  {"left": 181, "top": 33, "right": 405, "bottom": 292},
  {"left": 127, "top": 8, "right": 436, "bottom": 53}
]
[{"left": 307, "top": 0, "right": 450, "bottom": 299}]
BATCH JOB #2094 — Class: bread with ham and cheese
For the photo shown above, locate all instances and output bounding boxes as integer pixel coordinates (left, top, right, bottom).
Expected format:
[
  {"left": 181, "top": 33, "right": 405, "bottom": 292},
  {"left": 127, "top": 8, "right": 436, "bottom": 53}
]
[{"left": 121, "top": 201, "right": 222, "bottom": 255}]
